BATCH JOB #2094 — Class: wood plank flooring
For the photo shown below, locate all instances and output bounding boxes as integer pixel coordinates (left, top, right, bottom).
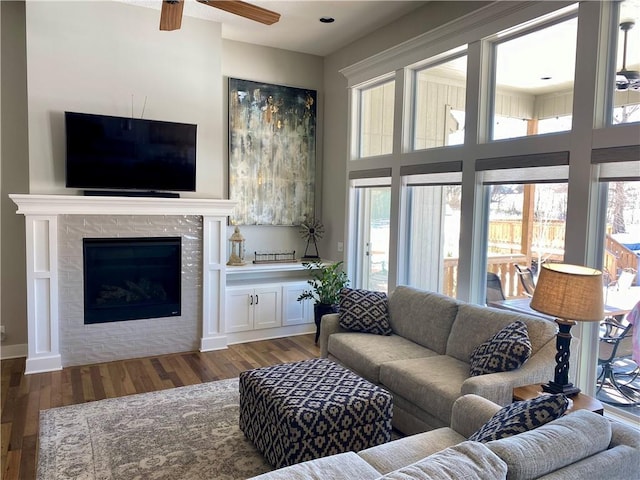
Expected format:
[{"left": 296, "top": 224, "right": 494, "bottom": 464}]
[{"left": 0, "top": 334, "right": 319, "bottom": 480}]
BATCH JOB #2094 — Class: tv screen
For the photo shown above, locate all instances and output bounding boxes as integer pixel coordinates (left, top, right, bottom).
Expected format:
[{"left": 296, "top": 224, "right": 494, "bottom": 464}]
[{"left": 65, "top": 112, "right": 197, "bottom": 193}]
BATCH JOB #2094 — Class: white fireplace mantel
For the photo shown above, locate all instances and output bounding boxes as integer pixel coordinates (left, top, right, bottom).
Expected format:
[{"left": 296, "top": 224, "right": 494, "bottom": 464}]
[
  {"left": 10, "top": 194, "right": 237, "bottom": 374},
  {"left": 10, "top": 194, "right": 236, "bottom": 216}
]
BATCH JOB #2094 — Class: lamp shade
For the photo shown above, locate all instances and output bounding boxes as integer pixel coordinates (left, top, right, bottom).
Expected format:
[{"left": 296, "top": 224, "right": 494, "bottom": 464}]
[{"left": 530, "top": 263, "right": 604, "bottom": 322}]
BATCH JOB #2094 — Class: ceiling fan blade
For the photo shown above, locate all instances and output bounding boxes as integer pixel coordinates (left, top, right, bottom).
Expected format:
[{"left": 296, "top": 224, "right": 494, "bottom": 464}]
[
  {"left": 197, "top": 0, "right": 280, "bottom": 25},
  {"left": 160, "top": 0, "right": 185, "bottom": 31}
]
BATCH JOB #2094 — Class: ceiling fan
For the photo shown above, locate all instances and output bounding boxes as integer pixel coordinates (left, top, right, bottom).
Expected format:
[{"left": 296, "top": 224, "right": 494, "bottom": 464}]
[
  {"left": 615, "top": 20, "right": 640, "bottom": 91},
  {"left": 160, "top": 0, "right": 280, "bottom": 31}
]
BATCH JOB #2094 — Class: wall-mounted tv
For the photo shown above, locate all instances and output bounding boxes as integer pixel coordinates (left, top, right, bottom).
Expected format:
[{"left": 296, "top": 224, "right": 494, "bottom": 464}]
[{"left": 65, "top": 112, "right": 197, "bottom": 194}]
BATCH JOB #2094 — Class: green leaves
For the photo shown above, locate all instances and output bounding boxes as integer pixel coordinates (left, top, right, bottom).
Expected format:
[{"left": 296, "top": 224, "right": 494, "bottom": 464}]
[{"left": 296, "top": 260, "right": 349, "bottom": 305}]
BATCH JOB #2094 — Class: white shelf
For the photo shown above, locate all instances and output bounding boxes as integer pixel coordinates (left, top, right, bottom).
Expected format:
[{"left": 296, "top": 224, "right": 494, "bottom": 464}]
[{"left": 226, "top": 259, "right": 330, "bottom": 275}]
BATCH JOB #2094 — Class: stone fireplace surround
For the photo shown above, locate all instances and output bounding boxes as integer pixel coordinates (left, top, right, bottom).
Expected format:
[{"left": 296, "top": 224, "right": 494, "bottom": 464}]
[{"left": 10, "top": 194, "right": 236, "bottom": 374}]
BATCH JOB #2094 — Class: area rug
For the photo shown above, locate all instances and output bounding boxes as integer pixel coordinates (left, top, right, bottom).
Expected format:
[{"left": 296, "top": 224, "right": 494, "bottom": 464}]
[{"left": 38, "top": 378, "right": 272, "bottom": 480}]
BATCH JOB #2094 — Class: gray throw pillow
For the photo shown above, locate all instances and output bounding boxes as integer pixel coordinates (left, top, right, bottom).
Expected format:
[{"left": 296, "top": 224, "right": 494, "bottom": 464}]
[
  {"left": 338, "top": 288, "right": 392, "bottom": 335},
  {"left": 468, "top": 393, "right": 569, "bottom": 443},
  {"left": 469, "top": 320, "right": 532, "bottom": 376}
]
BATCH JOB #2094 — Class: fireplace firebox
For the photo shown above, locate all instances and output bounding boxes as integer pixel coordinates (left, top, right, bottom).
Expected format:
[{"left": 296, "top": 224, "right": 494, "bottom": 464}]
[{"left": 83, "top": 237, "right": 182, "bottom": 324}]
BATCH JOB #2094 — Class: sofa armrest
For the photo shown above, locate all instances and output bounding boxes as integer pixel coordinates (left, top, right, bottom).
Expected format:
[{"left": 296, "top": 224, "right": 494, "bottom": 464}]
[
  {"left": 450, "top": 394, "right": 501, "bottom": 438},
  {"left": 609, "top": 419, "right": 640, "bottom": 450},
  {"left": 461, "top": 339, "right": 557, "bottom": 405},
  {"left": 319, "top": 313, "right": 346, "bottom": 357}
]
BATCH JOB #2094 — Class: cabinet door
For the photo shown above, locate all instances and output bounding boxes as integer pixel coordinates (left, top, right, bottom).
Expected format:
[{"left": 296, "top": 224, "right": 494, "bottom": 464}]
[
  {"left": 253, "top": 286, "right": 282, "bottom": 329},
  {"left": 225, "top": 287, "right": 254, "bottom": 332},
  {"left": 282, "top": 283, "right": 314, "bottom": 326}
]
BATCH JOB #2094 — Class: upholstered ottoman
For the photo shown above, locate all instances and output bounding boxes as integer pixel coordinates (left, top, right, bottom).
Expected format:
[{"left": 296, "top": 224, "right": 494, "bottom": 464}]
[{"left": 239, "top": 357, "right": 393, "bottom": 468}]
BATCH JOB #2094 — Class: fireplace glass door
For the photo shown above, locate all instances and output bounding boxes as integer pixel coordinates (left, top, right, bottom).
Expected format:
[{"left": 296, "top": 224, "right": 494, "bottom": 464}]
[{"left": 83, "top": 237, "right": 182, "bottom": 324}]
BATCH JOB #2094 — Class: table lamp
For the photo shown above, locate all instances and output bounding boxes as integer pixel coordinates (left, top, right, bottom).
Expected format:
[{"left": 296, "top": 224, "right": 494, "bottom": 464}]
[{"left": 530, "top": 263, "right": 604, "bottom": 396}]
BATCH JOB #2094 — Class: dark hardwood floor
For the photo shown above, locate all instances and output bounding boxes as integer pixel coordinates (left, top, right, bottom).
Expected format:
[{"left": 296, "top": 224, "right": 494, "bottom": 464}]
[{"left": 0, "top": 334, "right": 320, "bottom": 480}]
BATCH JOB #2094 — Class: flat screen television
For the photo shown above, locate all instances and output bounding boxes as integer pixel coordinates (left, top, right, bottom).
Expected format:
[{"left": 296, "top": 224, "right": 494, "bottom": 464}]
[{"left": 65, "top": 112, "right": 197, "bottom": 193}]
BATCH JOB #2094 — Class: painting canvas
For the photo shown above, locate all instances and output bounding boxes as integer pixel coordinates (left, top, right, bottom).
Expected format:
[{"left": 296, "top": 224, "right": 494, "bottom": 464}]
[{"left": 228, "top": 78, "right": 317, "bottom": 225}]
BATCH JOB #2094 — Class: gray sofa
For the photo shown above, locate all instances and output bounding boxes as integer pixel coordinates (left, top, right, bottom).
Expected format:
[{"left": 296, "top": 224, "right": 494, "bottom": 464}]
[
  {"left": 248, "top": 394, "right": 640, "bottom": 480},
  {"left": 320, "top": 286, "right": 559, "bottom": 434}
]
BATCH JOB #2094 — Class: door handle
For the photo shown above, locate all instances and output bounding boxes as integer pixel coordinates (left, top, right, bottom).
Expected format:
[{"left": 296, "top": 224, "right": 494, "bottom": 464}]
[
  {"left": 250, "top": 295, "right": 253, "bottom": 305},
  {"left": 255, "top": 295, "right": 259, "bottom": 305}
]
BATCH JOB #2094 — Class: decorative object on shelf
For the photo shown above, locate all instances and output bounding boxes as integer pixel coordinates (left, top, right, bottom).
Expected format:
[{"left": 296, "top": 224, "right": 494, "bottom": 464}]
[
  {"left": 228, "top": 78, "right": 317, "bottom": 226},
  {"left": 253, "top": 252, "right": 297, "bottom": 264},
  {"left": 530, "top": 263, "right": 604, "bottom": 396},
  {"left": 299, "top": 217, "right": 324, "bottom": 260},
  {"left": 297, "top": 260, "right": 349, "bottom": 344},
  {"left": 227, "top": 226, "right": 246, "bottom": 266}
]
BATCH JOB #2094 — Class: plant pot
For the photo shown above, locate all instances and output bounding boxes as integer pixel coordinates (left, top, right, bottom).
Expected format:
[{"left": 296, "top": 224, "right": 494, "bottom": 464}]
[{"left": 314, "top": 303, "right": 338, "bottom": 345}]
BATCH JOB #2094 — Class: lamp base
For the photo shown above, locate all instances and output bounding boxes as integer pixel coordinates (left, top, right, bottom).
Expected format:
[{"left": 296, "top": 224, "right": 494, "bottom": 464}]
[{"left": 541, "top": 381, "right": 581, "bottom": 396}]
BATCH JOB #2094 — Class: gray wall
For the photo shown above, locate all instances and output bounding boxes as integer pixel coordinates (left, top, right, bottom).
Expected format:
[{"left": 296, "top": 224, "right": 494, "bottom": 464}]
[{"left": 1, "top": 1, "right": 29, "bottom": 353}]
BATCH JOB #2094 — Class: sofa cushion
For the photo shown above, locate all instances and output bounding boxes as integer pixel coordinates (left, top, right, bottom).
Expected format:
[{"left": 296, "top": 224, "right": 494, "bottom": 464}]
[
  {"left": 469, "top": 321, "right": 532, "bottom": 376},
  {"left": 358, "top": 428, "right": 467, "bottom": 475},
  {"left": 339, "top": 288, "right": 392, "bottom": 335},
  {"left": 486, "top": 410, "right": 612, "bottom": 480},
  {"left": 329, "top": 333, "right": 438, "bottom": 384},
  {"left": 380, "top": 355, "right": 471, "bottom": 425},
  {"left": 387, "top": 286, "right": 459, "bottom": 355},
  {"left": 446, "top": 304, "right": 556, "bottom": 364},
  {"left": 468, "top": 393, "right": 569, "bottom": 443},
  {"left": 378, "top": 441, "right": 507, "bottom": 480},
  {"left": 247, "top": 452, "right": 381, "bottom": 480}
]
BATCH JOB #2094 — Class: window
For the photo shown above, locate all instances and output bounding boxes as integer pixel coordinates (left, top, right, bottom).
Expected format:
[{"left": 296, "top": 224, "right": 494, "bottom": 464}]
[
  {"left": 593, "top": 153, "right": 640, "bottom": 416},
  {"left": 359, "top": 80, "right": 395, "bottom": 158},
  {"left": 492, "top": 13, "right": 578, "bottom": 140},
  {"left": 611, "top": 0, "right": 640, "bottom": 125},
  {"left": 343, "top": 1, "right": 638, "bottom": 405},
  {"left": 478, "top": 160, "right": 569, "bottom": 303},
  {"left": 401, "top": 166, "right": 462, "bottom": 297},
  {"left": 350, "top": 175, "right": 391, "bottom": 292},
  {"left": 413, "top": 51, "right": 467, "bottom": 150}
]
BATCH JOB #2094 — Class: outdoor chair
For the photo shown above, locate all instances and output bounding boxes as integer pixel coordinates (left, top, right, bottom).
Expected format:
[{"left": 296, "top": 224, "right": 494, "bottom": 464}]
[
  {"left": 596, "top": 317, "right": 639, "bottom": 406},
  {"left": 514, "top": 264, "right": 536, "bottom": 297},
  {"left": 486, "top": 272, "right": 506, "bottom": 305}
]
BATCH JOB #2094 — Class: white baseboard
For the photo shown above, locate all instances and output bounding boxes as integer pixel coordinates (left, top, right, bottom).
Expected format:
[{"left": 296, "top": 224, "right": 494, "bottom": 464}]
[{"left": 1, "top": 343, "right": 27, "bottom": 360}]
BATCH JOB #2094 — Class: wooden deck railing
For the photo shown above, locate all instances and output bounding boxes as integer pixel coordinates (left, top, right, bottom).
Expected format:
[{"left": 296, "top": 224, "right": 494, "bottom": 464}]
[
  {"left": 604, "top": 234, "right": 638, "bottom": 282},
  {"left": 441, "top": 225, "right": 637, "bottom": 298},
  {"left": 443, "top": 254, "right": 530, "bottom": 299}
]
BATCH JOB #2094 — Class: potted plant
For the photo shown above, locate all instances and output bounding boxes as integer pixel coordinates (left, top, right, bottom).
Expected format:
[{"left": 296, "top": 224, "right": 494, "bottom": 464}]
[{"left": 297, "top": 260, "right": 349, "bottom": 344}]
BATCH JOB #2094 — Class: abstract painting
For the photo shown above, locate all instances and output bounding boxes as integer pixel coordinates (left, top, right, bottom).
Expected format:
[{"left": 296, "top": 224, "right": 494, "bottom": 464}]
[{"left": 228, "top": 78, "right": 317, "bottom": 225}]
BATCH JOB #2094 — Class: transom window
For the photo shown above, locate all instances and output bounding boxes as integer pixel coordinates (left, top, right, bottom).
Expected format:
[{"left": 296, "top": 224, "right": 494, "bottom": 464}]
[
  {"left": 358, "top": 79, "right": 395, "bottom": 158},
  {"left": 491, "top": 12, "right": 578, "bottom": 140}
]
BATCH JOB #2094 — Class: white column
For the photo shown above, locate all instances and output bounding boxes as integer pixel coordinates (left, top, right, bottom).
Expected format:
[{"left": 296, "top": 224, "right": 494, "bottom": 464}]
[
  {"left": 24, "top": 215, "right": 62, "bottom": 374},
  {"left": 200, "top": 215, "right": 228, "bottom": 351}
]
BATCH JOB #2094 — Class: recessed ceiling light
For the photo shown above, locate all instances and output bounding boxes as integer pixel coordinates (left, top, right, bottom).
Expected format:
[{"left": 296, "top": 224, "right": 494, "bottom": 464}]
[{"left": 319, "top": 17, "right": 335, "bottom": 24}]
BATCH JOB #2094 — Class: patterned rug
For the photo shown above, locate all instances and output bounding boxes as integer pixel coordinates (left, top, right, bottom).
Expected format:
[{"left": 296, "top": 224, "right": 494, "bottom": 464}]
[{"left": 37, "top": 378, "right": 272, "bottom": 480}]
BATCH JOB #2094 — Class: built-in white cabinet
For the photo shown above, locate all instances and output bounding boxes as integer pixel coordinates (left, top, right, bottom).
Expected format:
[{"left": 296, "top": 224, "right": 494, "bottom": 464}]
[
  {"left": 225, "top": 262, "right": 322, "bottom": 341},
  {"left": 282, "top": 282, "right": 314, "bottom": 326},
  {"left": 225, "top": 285, "right": 281, "bottom": 332}
]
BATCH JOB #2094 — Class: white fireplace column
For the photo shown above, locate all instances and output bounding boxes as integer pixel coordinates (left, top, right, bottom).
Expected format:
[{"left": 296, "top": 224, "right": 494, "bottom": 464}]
[{"left": 10, "top": 194, "right": 237, "bottom": 374}]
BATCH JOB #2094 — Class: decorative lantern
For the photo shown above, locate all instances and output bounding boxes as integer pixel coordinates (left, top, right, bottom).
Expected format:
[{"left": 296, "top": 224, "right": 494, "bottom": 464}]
[{"left": 227, "top": 226, "right": 246, "bottom": 266}]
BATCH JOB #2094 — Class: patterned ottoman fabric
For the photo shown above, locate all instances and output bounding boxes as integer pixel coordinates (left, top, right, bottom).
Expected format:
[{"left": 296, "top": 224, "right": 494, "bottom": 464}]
[{"left": 239, "top": 358, "right": 393, "bottom": 468}]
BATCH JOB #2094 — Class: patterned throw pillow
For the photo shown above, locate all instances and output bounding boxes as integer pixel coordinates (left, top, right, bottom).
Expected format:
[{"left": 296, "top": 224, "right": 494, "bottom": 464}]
[
  {"left": 469, "top": 321, "right": 532, "bottom": 376},
  {"left": 338, "top": 288, "right": 392, "bottom": 335},
  {"left": 468, "top": 393, "right": 569, "bottom": 443}
]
